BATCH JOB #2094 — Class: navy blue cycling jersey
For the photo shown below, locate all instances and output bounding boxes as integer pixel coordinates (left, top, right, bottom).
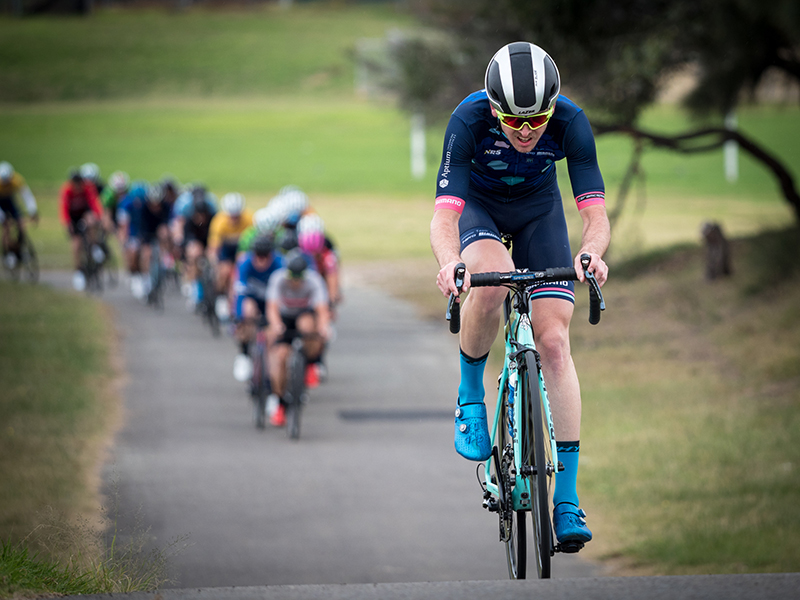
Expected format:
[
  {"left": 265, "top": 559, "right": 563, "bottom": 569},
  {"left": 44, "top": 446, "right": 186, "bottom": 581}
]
[
  {"left": 434, "top": 90, "right": 606, "bottom": 303},
  {"left": 435, "top": 90, "right": 605, "bottom": 213},
  {"left": 233, "top": 252, "right": 284, "bottom": 318}
]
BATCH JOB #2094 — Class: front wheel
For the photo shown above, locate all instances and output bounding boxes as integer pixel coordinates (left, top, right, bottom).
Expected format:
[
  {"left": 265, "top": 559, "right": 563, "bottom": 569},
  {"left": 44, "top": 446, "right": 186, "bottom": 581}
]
[
  {"left": 103, "top": 243, "right": 118, "bottom": 288},
  {"left": 251, "top": 342, "right": 268, "bottom": 429},
  {"left": 285, "top": 344, "right": 306, "bottom": 440},
  {"left": 525, "top": 351, "right": 553, "bottom": 579}
]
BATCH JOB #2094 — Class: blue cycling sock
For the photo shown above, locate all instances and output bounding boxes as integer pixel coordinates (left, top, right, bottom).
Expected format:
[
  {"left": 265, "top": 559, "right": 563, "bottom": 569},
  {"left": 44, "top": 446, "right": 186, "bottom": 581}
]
[
  {"left": 458, "top": 349, "right": 489, "bottom": 406},
  {"left": 553, "top": 441, "right": 580, "bottom": 508}
]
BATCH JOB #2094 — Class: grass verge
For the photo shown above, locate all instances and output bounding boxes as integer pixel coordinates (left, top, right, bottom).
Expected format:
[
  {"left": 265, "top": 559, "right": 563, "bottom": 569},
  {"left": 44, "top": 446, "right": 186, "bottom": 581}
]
[
  {"left": 0, "top": 280, "right": 178, "bottom": 597},
  {"left": 0, "top": 281, "right": 117, "bottom": 541},
  {"left": 574, "top": 226, "right": 800, "bottom": 574}
]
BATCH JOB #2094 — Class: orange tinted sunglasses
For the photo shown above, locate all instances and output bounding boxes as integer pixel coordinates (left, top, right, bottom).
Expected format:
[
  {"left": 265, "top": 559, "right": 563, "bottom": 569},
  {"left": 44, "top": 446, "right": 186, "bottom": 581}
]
[{"left": 496, "top": 107, "right": 554, "bottom": 131}]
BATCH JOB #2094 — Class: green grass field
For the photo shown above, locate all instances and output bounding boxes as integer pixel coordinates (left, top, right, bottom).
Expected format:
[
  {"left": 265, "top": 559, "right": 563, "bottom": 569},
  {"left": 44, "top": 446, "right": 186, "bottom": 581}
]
[
  {"left": 1, "top": 2, "right": 799, "bottom": 590},
  {"left": 574, "top": 228, "right": 800, "bottom": 574}
]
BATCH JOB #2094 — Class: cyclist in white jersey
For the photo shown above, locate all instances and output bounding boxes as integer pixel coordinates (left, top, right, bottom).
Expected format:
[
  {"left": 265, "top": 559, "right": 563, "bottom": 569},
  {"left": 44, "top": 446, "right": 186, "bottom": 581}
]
[{"left": 266, "top": 249, "right": 330, "bottom": 426}]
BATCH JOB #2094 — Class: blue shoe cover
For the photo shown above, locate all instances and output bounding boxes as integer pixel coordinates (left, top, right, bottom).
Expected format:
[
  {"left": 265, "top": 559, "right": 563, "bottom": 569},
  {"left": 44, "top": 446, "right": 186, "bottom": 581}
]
[
  {"left": 553, "top": 503, "right": 593, "bottom": 543},
  {"left": 454, "top": 402, "right": 491, "bottom": 461}
]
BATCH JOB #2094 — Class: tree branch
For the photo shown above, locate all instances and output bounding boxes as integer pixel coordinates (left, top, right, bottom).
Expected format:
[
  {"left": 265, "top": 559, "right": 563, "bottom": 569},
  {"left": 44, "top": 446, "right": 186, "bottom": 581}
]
[{"left": 593, "top": 123, "right": 800, "bottom": 222}]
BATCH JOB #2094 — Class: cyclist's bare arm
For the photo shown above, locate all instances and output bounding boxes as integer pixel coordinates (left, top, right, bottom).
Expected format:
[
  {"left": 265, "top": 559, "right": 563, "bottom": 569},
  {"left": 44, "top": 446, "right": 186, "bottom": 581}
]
[
  {"left": 431, "top": 207, "right": 469, "bottom": 297},
  {"left": 21, "top": 185, "right": 38, "bottom": 221},
  {"left": 266, "top": 300, "right": 284, "bottom": 337},
  {"left": 574, "top": 204, "right": 610, "bottom": 285},
  {"left": 315, "top": 301, "right": 332, "bottom": 340}
]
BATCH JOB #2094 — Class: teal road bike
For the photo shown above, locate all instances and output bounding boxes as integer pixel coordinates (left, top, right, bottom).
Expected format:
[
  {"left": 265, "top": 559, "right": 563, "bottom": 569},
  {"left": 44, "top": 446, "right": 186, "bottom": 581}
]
[{"left": 447, "top": 253, "right": 605, "bottom": 579}]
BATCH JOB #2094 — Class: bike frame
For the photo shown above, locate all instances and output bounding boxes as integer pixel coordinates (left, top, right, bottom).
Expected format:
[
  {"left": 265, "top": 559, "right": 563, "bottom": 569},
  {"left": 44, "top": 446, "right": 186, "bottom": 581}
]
[
  {"left": 483, "top": 290, "right": 558, "bottom": 514},
  {"left": 448, "top": 256, "right": 604, "bottom": 578}
]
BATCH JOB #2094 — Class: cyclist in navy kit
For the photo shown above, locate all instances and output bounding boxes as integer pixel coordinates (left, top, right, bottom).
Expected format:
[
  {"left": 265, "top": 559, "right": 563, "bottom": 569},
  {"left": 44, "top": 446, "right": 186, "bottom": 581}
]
[{"left": 431, "top": 42, "right": 610, "bottom": 547}]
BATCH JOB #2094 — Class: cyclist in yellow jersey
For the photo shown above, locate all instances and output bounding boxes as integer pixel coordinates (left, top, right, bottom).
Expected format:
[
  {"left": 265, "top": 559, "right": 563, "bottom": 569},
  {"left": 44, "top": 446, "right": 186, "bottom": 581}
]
[
  {"left": 207, "top": 192, "right": 253, "bottom": 302},
  {"left": 0, "top": 162, "right": 39, "bottom": 267}
]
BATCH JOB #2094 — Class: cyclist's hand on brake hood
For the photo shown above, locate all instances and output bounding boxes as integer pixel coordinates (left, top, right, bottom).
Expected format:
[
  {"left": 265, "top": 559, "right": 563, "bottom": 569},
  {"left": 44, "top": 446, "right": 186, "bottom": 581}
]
[
  {"left": 574, "top": 252, "right": 608, "bottom": 287},
  {"left": 437, "top": 259, "right": 470, "bottom": 297}
]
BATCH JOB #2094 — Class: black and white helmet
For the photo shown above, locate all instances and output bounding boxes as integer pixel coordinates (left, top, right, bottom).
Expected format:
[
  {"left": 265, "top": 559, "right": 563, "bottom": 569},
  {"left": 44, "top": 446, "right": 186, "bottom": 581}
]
[{"left": 484, "top": 42, "right": 561, "bottom": 115}]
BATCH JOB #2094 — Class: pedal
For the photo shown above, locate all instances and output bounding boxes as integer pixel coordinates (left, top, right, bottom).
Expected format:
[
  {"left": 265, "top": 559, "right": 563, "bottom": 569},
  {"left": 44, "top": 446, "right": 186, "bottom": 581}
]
[{"left": 554, "top": 541, "right": 584, "bottom": 554}]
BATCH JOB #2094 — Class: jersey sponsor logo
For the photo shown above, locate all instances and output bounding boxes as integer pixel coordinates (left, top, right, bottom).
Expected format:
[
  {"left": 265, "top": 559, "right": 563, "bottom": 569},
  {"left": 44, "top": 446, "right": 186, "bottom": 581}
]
[
  {"left": 530, "top": 280, "right": 571, "bottom": 289},
  {"left": 440, "top": 133, "right": 456, "bottom": 179},
  {"left": 575, "top": 190, "right": 606, "bottom": 209},
  {"left": 439, "top": 179, "right": 449, "bottom": 188},
  {"left": 459, "top": 227, "right": 501, "bottom": 246},
  {"left": 435, "top": 195, "right": 465, "bottom": 212},
  {"left": 484, "top": 149, "right": 502, "bottom": 155}
]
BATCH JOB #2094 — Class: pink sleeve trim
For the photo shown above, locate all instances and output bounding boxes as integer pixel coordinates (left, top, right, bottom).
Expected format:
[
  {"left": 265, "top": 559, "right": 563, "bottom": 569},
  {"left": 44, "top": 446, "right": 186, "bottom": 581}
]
[
  {"left": 575, "top": 191, "right": 605, "bottom": 210},
  {"left": 434, "top": 195, "right": 465, "bottom": 214}
]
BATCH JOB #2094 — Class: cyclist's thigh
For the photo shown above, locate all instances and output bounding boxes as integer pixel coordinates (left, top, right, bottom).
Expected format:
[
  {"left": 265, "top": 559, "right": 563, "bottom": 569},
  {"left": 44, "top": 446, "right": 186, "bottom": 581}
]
[
  {"left": 458, "top": 196, "right": 515, "bottom": 273},
  {"left": 242, "top": 296, "right": 263, "bottom": 319},
  {"left": 512, "top": 200, "right": 575, "bottom": 302},
  {"left": 0, "top": 197, "right": 19, "bottom": 221},
  {"left": 294, "top": 310, "right": 316, "bottom": 333},
  {"left": 185, "top": 240, "right": 203, "bottom": 261},
  {"left": 461, "top": 238, "right": 514, "bottom": 275},
  {"left": 458, "top": 196, "right": 503, "bottom": 252},
  {"left": 218, "top": 240, "right": 238, "bottom": 263}
]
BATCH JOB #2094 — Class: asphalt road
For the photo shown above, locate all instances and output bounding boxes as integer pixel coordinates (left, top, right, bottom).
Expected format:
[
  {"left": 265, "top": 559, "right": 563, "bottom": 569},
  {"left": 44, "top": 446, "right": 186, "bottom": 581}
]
[
  {"left": 41, "top": 270, "right": 598, "bottom": 588},
  {"left": 69, "top": 573, "right": 800, "bottom": 600}
]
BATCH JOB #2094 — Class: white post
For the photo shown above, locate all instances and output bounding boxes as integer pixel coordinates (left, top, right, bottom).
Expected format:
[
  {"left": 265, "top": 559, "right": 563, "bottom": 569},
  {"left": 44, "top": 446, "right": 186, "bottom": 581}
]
[
  {"left": 724, "top": 110, "right": 738, "bottom": 183},
  {"left": 411, "top": 112, "right": 426, "bottom": 180}
]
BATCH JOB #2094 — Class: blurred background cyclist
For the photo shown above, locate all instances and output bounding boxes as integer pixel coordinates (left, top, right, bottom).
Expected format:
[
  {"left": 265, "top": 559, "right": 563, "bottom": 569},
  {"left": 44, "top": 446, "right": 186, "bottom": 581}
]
[
  {"left": 59, "top": 168, "right": 103, "bottom": 290},
  {"left": 232, "top": 232, "right": 283, "bottom": 384},
  {"left": 0, "top": 161, "right": 39, "bottom": 269},
  {"left": 265, "top": 248, "right": 331, "bottom": 426},
  {"left": 207, "top": 191, "right": 252, "bottom": 310}
]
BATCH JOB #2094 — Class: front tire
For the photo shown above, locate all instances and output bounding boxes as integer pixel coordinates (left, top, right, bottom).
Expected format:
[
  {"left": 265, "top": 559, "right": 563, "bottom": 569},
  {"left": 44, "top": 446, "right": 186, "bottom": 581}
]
[
  {"left": 285, "top": 344, "right": 306, "bottom": 440},
  {"left": 252, "top": 343, "right": 267, "bottom": 430},
  {"left": 21, "top": 238, "right": 39, "bottom": 284},
  {"left": 525, "top": 351, "right": 552, "bottom": 579}
]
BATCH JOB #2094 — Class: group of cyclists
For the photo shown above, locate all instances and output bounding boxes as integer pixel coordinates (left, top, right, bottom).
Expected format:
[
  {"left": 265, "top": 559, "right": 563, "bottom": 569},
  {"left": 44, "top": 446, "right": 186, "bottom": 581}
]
[{"left": 6, "top": 159, "right": 340, "bottom": 430}]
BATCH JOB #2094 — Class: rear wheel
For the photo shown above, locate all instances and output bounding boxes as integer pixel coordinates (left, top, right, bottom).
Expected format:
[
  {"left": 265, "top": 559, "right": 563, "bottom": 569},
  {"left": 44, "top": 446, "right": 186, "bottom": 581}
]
[
  {"left": 505, "top": 508, "right": 527, "bottom": 579},
  {"left": 525, "top": 351, "right": 552, "bottom": 579},
  {"left": 498, "top": 382, "right": 526, "bottom": 579}
]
